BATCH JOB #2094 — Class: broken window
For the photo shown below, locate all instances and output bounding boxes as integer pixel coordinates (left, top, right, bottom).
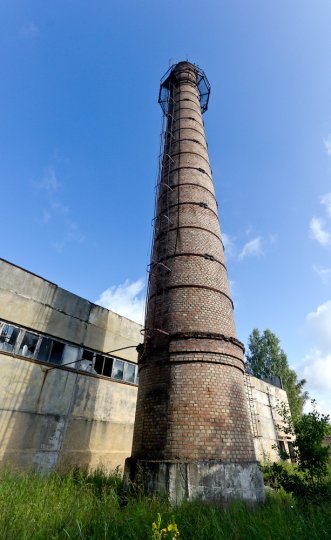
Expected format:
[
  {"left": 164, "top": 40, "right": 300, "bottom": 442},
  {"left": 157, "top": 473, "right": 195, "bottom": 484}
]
[
  {"left": 113, "top": 359, "right": 124, "bottom": 380},
  {"left": 124, "top": 363, "right": 136, "bottom": 383},
  {"left": 62, "top": 345, "right": 79, "bottom": 367},
  {"left": 0, "top": 324, "right": 20, "bottom": 352},
  {"left": 80, "top": 349, "right": 94, "bottom": 372},
  {"left": 103, "top": 356, "right": 113, "bottom": 377},
  {"left": 49, "top": 340, "right": 64, "bottom": 365},
  {"left": 37, "top": 337, "right": 53, "bottom": 362},
  {"left": 37, "top": 339, "right": 65, "bottom": 365},
  {"left": 19, "top": 331, "right": 39, "bottom": 358},
  {"left": 90, "top": 354, "right": 114, "bottom": 377},
  {"left": 94, "top": 354, "right": 105, "bottom": 375},
  {"left": 82, "top": 349, "right": 94, "bottom": 362},
  {"left": 0, "top": 319, "right": 139, "bottom": 385}
]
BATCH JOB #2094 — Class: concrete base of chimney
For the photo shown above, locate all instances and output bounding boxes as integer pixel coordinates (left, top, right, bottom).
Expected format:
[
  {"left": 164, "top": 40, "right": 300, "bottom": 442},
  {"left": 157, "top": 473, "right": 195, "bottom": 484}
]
[{"left": 124, "top": 458, "right": 265, "bottom": 504}]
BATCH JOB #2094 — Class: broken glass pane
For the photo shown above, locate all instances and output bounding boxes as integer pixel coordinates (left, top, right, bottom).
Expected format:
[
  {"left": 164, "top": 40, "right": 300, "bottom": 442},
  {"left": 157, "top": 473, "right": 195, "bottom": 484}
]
[
  {"left": 0, "top": 324, "right": 20, "bottom": 352},
  {"left": 62, "top": 345, "right": 79, "bottom": 366},
  {"left": 82, "top": 349, "right": 94, "bottom": 361},
  {"left": 94, "top": 354, "right": 105, "bottom": 375},
  {"left": 19, "top": 332, "right": 39, "bottom": 358},
  {"left": 103, "top": 357, "right": 113, "bottom": 377},
  {"left": 49, "top": 341, "right": 64, "bottom": 365},
  {"left": 37, "top": 337, "right": 53, "bottom": 362},
  {"left": 80, "top": 349, "right": 94, "bottom": 372}
]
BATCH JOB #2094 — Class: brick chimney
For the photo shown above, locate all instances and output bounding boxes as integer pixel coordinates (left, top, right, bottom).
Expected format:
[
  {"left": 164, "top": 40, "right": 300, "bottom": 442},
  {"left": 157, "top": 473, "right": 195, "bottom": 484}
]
[{"left": 125, "top": 61, "right": 265, "bottom": 503}]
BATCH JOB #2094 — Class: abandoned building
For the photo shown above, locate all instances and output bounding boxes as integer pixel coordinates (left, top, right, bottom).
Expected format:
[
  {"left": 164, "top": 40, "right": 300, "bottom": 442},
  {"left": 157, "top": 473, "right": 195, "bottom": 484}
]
[
  {"left": 0, "top": 257, "right": 293, "bottom": 474},
  {"left": 0, "top": 61, "right": 294, "bottom": 502},
  {"left": 0, "top": 257, "right": 141, "bottom": 472}
]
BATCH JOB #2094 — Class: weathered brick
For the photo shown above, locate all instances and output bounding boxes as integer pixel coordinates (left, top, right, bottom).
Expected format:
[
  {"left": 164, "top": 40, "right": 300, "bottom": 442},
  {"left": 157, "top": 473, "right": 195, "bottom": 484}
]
[{"left": 131, "top": 61, "right": 255, "bottom": 465}]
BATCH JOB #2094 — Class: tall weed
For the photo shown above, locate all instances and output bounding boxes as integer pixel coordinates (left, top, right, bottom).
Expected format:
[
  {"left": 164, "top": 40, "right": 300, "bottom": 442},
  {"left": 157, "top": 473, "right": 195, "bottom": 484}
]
[{"left": 0, "top": 468, "right": 330, "bottom": 539}]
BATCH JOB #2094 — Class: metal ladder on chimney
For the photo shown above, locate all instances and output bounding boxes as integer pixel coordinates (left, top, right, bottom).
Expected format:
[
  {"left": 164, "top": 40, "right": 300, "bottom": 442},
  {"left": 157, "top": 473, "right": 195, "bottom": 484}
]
[{"left": 144, "top": 80, "right": 177, "bottom": 337}]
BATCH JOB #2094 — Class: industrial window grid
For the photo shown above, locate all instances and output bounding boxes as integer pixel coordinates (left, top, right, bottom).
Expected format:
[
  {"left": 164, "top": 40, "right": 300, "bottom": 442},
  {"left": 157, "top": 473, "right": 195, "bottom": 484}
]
[{"left": 0, "top": 320, "right": 138, "bottom": 385}]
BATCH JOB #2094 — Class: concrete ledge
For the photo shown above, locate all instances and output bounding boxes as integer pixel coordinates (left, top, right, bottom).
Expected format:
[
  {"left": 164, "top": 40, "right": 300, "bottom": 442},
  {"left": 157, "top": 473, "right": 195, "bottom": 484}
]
[{"left": 124, "top": 458, "right": 265, "bottom": 504}]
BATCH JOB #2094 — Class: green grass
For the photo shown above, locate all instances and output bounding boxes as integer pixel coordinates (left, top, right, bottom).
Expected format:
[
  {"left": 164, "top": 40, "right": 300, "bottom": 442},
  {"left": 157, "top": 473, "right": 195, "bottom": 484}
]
[{"left": 0, "top": 469, "right": 330, "bottom": 539}]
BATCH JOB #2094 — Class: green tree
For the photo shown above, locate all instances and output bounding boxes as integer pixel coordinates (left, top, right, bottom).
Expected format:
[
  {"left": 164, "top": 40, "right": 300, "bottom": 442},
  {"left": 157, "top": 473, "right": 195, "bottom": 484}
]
[
  {"left": 295, "top": 402, "right": 330, "bottom": 482},
  {"left": 263, "top": 401, "right": 330, "bottom": 500},
  {"left": 246, "top": 328, "right": 308, "bottom": 421}
]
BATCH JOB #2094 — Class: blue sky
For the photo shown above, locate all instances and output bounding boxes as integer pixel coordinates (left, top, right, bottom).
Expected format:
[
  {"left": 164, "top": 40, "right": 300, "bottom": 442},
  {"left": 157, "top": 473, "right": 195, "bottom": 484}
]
[{"left": 1, "top": 1, "right": 331, "bottom": 414}]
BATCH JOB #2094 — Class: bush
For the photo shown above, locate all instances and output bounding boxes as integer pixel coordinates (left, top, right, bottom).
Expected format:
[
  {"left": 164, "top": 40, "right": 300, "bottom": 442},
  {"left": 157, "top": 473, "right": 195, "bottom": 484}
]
[
  {"left": 263, "top": 400, "right": 331, "bottom": 502},
  {"left": 295, "top": 406, "right": 330, "bottom": 482},
  {"left": 262, "top": 462, "right": 331, "bottom": 502}
]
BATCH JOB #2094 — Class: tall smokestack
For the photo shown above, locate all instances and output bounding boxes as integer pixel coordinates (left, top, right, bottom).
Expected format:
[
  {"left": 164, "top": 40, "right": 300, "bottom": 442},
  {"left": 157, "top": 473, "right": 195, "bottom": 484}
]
[{"left": 125, "top": 62, "right": 265, "bottom": 503}]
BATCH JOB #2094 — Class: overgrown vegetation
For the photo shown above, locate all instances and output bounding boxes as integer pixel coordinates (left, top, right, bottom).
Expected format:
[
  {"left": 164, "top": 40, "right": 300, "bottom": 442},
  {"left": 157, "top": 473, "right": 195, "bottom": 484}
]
[
  {"left": 245, "top": 328, "right": 308, "bottom": 421},
  {"left": 0, "top": 406, "right": 329, "bottom": 538},
  {"left": 0, "top": 467, "right": 330, "bottom": 539},
  {"left": 263, "top": 400, "right": 331, "bottom": 502}
]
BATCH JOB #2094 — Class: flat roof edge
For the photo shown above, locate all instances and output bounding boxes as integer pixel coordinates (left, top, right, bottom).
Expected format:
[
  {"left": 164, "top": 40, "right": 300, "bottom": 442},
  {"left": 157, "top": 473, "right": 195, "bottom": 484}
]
[{"left": 0, "top": 257, "right": 143, "bottom": 329}]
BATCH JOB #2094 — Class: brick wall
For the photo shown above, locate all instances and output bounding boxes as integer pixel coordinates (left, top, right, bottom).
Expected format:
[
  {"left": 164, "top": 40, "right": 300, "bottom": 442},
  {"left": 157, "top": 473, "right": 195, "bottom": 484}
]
[{"left": 132, "top": 62, "right": 256, "bottom": 464}]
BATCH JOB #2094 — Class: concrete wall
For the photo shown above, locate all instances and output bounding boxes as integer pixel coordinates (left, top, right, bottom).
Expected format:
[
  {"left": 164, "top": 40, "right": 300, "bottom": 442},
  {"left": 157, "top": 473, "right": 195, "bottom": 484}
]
[
  {"left": 245, "top": 375, "right": 294, "bottom": 462},
  {"left": 0, "top": 352, "right": 291, "bottom": 472},
  {"left": 0, "top": 258, "right": 141, "bottom": 362},
  {"left": 0, "top": 354, "right": 137, "bottom": 472},
  {"left": 0, "top": 258, "right": 142, "bottom": 472}
]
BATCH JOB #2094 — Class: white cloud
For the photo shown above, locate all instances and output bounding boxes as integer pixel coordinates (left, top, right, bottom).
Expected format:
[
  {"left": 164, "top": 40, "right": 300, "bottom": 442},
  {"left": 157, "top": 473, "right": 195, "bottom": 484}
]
[
  {"left": 321, "top": 193, "right": 331, "bottom": 218},
  {"left": 96, "top": 279, "right": 145, "bottom": 324},
  {"left": 301, "top": 349, "right": 331, "bottom": 395},
  {"left": 309, "top": 217, "right": 331, "bottom": 246},
  {"left": 239, "top": 237, "right": 262, "bottom": 260},
  {"left": 20, "top": 22, "right": 39, "bottom": 38},
  {"left": 306, "top": 300, "right": 331, "bottom": 350},
  {"left": 313, "top": 265, "right": 331, "bottom": 284},
  {"left": 309, "top": 193, "right": 331, "bottom": 248},
  {"left": 299, "top": 348, "right": 331, "bottom": 416},
  {"left": 323, "top": 134, "right": 331, "bottom": 156},
  {"left": 297, "top": 300, "right": 331, "bottom": 415},
  {"left": 304, "top": 397, "right": 331, "bottom": 417}
]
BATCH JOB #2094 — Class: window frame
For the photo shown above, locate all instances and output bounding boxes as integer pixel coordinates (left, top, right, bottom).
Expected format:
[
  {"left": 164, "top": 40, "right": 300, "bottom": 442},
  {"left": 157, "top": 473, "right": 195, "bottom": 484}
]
[
  {"left": 0, "top": 319, "right": 138, "bottom": 385},
  {"left": 112, "top": 358, "right": 125, "bottom": 380},
  {"left": 0, "top": 323, "right": 23, "bottom": 353},
  {"left": 123, "top": 361, "right": 136, "bottom": 383},
  {"left": 18, "top": 330, "right": 40, "bottom": 359}
]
